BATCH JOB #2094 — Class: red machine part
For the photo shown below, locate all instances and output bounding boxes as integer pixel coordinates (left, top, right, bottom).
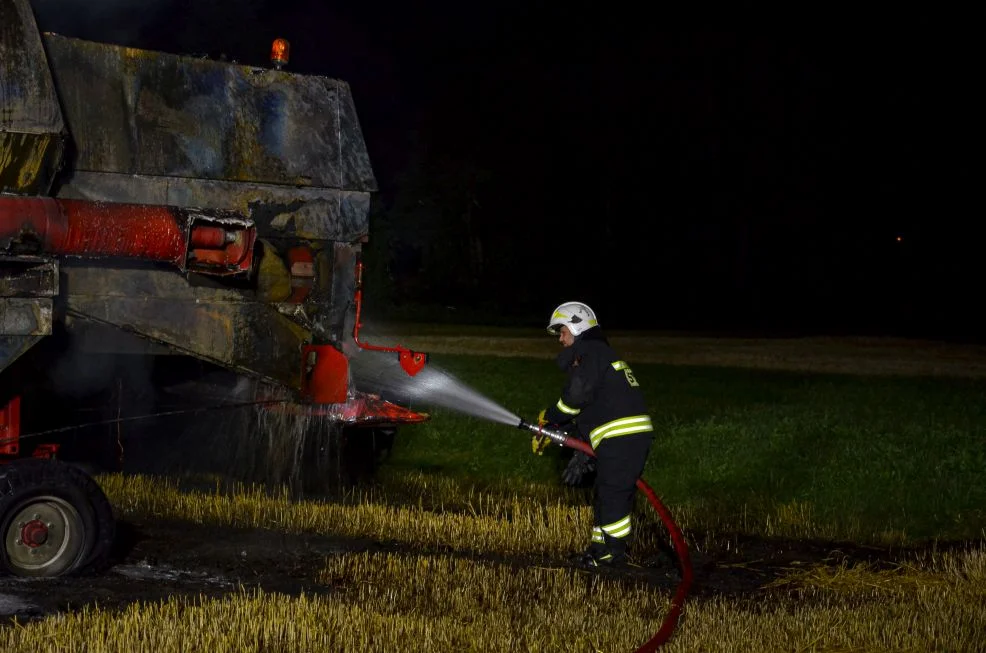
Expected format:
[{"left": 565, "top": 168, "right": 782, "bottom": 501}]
[
  {"left": 271, "top": 391, "right": 429, "bottom": 426},
  {"left": 0, "top": 396, "right": 60, "bottom": 460},
  {"left": 303, "top": 392, "right": 429, "bottom": 424},
  {"left": 295, "top": 344, "right": 428, "bottom": 425},
  {"left": 30, "top": 443, "right": 60, "bottom": 459},
  {"left": 0, "top": 196, "right": 255, "bottom": 274},
  {"left": 352, "top": 260, "right": 427, "bottom": 376},
  {"left": 0, "top": 396, "right": 21, "bottom": 456},
  {"left": 20, "top": 520, "right": 48, "bottom": 547},
  {"left": 300, "top": 344, "right": 349, "bottom": 404}
]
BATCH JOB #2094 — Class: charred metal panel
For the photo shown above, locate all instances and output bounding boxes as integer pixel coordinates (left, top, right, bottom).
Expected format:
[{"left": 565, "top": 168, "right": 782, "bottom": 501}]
[
  {"left": 62, "top": 319, "right": 172, "bottom": 355},
  {"left": 56, "top": 171, "right": 370, "bottom": 242},
  {"left": 0, "top": 334, "right": 42, "bottom": 374},
  {"left": 42, "top": 34, "right": 377, "bottom": 193},
  {"left": 0, "top": 297, "right": 51, "bottom": 335},
  {"left": 0, "top": 257, "right": 57, "bottom": 297},
  {"left": 336, "top": 86, "right": 377, "bottom": 191},
  {"left": 62, "top": 266, "right": 312, "bottom": 391},
  {"left": 0, "top": 132, "right": 64, "bottom": 194},
  {"left": 0, "top": 255, "right": 55, "bottom": 338},
  {"left": 0, "top": 0, "right": 65, "bottom": 194},
  {"left": 328, "top": 242, "right": 358, "bottom": 343},
  {"left": 0, "top": 0, "right": 63, "bottom": 133}
]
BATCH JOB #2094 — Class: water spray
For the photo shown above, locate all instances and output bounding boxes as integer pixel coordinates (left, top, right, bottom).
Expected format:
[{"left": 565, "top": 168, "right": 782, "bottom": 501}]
[
  {"left": 517, "top": 418, "right": 693, "bottom": 652},
  {"left": 344, "top": 330, "right": 520, "bottom": 426}
]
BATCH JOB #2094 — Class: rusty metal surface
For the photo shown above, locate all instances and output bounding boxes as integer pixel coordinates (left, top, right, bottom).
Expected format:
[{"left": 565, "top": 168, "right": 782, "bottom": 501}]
[
  {"left": 55, "top": 172, "right": 370, "bottom": 242},
  {"left": 42, "top": 34, "right": 377, "bottom": 193},
  {"left": 0, "top": 297, "right": 52, "bottom": 335},
  {"left": 0, "top": 0, "right": 66, "bottom": 194},
  {"left": 62, "top": 265, "right": 312, "bottom": 391}
]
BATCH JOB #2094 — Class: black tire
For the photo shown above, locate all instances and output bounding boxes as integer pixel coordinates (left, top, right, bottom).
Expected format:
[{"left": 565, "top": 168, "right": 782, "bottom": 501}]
[{"left": 0, "top": 459, "right": 115, "bottom": 577}]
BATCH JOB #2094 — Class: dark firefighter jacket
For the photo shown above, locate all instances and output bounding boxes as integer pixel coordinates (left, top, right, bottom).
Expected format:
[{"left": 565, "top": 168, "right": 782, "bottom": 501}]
[{"left": 543, "top": 327, "right": 653, "bottom": 449}]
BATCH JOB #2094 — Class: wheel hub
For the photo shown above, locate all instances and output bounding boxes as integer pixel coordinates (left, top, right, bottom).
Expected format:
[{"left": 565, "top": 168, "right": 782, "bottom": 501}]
[
  {"left": 20, "top": 519, "right": 49, "bottom": 547},
  {"left": 5, "top": 496, "right": 83, "bottom": 576}
]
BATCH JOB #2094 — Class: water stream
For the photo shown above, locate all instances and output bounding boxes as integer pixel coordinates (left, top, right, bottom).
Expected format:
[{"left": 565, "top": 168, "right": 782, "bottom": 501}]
[{"left": 342, "top": 333, "right": 521, "bottom": 426}]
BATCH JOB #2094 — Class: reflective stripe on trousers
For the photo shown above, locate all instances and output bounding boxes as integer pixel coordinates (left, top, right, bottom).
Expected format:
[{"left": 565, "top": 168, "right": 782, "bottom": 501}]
[{"left": 591, "top": 515, "right": 632, "bottom": 544}]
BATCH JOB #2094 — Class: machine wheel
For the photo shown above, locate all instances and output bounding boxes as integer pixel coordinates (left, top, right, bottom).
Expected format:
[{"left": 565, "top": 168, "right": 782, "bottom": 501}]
[{"left": 0, "top": 459, "right": 115, "bottom": 577}]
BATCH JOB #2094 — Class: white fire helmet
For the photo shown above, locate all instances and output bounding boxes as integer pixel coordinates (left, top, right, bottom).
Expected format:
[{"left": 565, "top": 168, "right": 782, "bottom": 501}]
[{"left": 547, "top": 301, "right": 599, "bottom": 337}]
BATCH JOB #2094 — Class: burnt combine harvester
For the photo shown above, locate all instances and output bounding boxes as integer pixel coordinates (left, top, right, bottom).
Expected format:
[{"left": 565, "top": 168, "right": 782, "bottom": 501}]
[{"left": 0, "top": 0, "right": 427, "bottom": 577}]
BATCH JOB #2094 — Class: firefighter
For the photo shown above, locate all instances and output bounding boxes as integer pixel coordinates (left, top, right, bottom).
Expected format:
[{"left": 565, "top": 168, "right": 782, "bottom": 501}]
[{"left": 534, "top": 301, "right": 654, "bottom": 567}]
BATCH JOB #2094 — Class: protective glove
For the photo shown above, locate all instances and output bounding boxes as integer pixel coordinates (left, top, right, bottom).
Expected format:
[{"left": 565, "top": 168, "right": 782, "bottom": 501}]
[
  {"left": 561, "top": 450, "right": 596, "bottom": 486},
  {"left": 531, "top": 409, "right": 552, "bottom": 455}
]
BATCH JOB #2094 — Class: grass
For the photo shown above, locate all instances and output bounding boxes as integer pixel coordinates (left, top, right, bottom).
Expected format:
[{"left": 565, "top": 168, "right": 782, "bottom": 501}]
[{"left": 381, "top": 354, "right": 986, "bottom": 545}]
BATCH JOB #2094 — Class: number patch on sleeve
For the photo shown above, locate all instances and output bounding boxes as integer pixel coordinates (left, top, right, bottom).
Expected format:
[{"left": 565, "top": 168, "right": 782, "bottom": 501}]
[{"left": 611, "top": 361, "right": 640, "bottom": 387}]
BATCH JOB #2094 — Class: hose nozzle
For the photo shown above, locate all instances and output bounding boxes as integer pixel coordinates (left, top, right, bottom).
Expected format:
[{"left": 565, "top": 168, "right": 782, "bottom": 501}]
[{"left": 517, "top": 418, "right": 568, "bottom": 445}]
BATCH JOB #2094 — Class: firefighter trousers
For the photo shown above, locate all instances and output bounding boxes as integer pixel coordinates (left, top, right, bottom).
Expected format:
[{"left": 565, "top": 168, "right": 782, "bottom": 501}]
[{"left": 589, "top": 431, "right": 653, "bottom": 559}]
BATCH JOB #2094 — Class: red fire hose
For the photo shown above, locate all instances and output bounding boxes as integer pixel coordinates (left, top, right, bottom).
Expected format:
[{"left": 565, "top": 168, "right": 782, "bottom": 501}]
[{"left": 520, "top": 421, "right": 693, "bottom": 651}]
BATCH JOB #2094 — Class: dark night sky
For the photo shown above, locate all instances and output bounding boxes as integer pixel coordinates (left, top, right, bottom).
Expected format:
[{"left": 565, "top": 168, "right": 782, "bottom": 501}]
[{"left": 27, "top": 2, "right": 981, "bottom": 338}]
